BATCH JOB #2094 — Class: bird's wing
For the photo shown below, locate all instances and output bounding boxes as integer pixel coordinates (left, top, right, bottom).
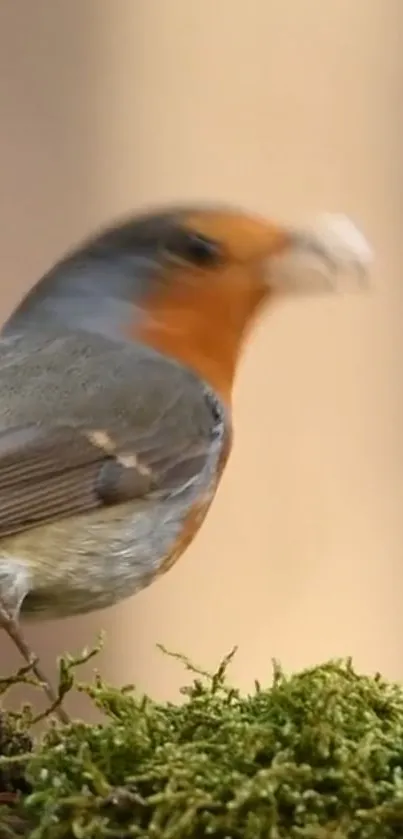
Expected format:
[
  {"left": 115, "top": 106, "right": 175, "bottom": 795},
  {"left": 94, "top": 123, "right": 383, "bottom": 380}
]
[{"left": 0, "top": 331, "right": 223, "bottom": 539}]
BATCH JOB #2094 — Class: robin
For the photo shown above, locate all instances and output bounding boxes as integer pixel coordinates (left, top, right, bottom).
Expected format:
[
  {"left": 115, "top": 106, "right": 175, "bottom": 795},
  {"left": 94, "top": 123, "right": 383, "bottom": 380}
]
[{"left": 0, "top": 204, "right": 371, "bottom": 720}]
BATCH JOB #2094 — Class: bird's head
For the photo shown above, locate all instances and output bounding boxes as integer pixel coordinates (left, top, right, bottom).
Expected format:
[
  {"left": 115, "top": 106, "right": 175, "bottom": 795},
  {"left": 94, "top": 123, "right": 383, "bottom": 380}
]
[{"left": 4, "top": 204, "right": 372, "bottom": 404}]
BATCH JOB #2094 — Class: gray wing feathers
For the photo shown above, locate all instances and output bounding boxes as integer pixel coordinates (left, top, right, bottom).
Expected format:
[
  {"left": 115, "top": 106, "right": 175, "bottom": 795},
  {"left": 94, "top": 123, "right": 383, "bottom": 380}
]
[
  {"left": 0, "top": 329, "right": 223, "bottom": 538},
  {"left": 0, "top": 330, "right": 216, "bottom": 441}
]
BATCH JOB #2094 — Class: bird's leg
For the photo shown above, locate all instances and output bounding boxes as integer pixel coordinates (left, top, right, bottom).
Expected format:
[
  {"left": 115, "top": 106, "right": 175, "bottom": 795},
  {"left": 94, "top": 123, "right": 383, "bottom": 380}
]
[{"left": 0, "top": 598, "right": 70, "bottom": 725}]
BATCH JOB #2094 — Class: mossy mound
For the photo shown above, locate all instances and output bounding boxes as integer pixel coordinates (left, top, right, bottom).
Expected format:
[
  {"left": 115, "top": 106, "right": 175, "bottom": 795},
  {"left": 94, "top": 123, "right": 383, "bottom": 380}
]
[{"left": 1, "top": 645, "right": 403, "bottom": 838}]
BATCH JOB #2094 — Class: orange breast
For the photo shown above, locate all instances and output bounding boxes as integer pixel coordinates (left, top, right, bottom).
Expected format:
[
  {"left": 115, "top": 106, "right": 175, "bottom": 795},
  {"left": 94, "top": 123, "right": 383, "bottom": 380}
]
[
  {"left": 130, "top": 257, "right": 266, "bottom": 573},
  {"left": 134, "top": 262, "right": 267, "bottom": 406}
]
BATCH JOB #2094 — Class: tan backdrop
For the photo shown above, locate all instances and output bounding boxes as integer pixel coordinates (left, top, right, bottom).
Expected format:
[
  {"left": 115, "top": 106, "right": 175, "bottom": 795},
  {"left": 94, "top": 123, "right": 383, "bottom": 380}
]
[{"left": 0, "top": 0, "right": 402, "bottom": 717}]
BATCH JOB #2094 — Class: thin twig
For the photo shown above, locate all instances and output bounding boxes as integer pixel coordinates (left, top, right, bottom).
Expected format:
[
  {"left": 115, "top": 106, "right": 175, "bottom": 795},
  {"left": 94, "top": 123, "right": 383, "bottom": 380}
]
[{"left": 0, "top": 600, "right": 69, "bottom": 725}]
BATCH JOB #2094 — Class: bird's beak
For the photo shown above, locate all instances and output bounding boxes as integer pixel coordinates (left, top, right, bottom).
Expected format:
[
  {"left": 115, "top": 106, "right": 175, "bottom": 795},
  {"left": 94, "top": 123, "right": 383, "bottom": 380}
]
[{"left": 266, "top": 214, "right": 373, "bottom": 296}]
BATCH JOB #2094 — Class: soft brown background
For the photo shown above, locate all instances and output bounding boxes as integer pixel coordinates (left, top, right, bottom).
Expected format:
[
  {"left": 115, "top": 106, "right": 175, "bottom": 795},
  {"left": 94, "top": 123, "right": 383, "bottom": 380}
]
[{"left": 0, "top": 0, "right": 402, "bottom": 716}]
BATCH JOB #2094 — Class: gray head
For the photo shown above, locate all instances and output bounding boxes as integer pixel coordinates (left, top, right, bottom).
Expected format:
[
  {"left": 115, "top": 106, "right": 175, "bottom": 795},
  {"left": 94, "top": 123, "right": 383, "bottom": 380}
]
[{"left": 3, "top": 205, "right": 371, "bottom": 349}]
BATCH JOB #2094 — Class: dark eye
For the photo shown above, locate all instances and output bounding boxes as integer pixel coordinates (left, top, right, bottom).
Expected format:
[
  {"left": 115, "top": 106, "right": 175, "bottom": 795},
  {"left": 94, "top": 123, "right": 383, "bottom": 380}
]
[{"left": 163, "top": 228, "right": 223, "bottom": 267}]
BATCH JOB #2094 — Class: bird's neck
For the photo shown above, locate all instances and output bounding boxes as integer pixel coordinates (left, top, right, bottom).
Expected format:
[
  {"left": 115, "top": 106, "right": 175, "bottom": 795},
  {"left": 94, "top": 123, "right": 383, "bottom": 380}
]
[
  {"left": 3, "top": 259, "right": 268, "bottom": 407},
  {"left": 135, "top": 280, "right": 267, "bottom": 406}
]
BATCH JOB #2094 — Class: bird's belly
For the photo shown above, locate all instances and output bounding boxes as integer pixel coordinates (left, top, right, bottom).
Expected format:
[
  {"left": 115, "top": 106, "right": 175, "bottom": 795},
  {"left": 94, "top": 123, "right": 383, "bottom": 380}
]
[{"left": 1, "top": 495, "right": 199, "bottom": 620}]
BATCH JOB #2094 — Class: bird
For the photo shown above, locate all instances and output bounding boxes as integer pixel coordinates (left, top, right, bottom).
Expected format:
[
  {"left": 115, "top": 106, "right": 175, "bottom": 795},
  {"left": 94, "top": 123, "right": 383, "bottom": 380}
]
[{"left": 0, "top": 204, "right": 371, "bottom": 720}]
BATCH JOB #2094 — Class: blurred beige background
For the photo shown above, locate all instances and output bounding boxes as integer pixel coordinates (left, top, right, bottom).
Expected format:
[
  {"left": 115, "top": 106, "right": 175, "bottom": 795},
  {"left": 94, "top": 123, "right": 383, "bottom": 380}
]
[{"left": 0, "top": 0, "right": 403, "bottom": 716}]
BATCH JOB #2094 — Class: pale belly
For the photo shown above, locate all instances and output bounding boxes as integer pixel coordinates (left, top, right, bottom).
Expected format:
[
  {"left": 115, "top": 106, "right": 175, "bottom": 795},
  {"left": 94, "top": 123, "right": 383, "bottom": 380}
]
[{"left": 0, "top": 495, "right": 194, "bottom": 620}]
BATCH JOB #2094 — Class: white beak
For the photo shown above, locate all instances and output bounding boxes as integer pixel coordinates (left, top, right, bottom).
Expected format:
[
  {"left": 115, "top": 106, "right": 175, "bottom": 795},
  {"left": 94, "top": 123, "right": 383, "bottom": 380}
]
[{"left": 268, "top": 214, "right": 373, "bottom": 295}]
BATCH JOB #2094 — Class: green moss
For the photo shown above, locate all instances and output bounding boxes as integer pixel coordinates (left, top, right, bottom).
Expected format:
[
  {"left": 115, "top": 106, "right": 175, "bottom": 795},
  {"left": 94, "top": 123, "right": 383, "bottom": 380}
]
[{"left": 1, "top": 643, "right": 403, "bottom": 838}]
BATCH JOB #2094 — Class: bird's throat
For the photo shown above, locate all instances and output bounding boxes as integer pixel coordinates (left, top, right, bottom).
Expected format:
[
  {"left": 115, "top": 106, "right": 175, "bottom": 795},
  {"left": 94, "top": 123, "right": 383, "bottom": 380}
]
[{"left": 135, "top": 280, "right": 266, "bottom": 405}]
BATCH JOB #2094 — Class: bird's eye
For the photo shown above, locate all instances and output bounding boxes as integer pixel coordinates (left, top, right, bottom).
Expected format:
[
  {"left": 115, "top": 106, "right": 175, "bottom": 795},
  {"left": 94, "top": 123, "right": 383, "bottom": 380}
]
[{"left": 163, "top": 229, "right": 223, "bottom": 268}]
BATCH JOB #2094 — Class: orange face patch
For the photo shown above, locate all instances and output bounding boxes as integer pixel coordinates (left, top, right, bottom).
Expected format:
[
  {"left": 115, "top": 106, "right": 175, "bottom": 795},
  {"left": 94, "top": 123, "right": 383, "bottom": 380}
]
[
  {"left": 131, "top": 210, "right": 291, "bottom": 404},
  {"left": 134, "top": 262, "right": 267, "bottom": 405}
]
